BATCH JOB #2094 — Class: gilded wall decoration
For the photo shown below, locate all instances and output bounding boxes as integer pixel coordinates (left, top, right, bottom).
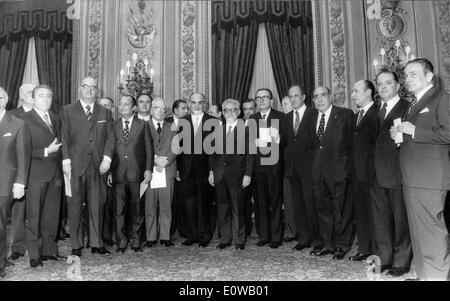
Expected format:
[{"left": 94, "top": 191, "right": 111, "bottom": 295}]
[
  {"left": 435, "top": 0, "right": 450, "bottom": 93},
  {"left": 328, "top": 0, "right": 347, "bottom": 107},
  {"left": 87, "top": 0, "right": 103, "bottom": 78},
  {"left": 182, "top": 1, "right": 196, "bottom": 99},
  {"left": 127, "top": 1, "right": 157, "bottom": 49}
]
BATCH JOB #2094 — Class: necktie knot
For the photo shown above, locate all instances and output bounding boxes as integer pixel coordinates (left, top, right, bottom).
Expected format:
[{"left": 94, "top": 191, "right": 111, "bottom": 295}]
[
  {"left": 157, "top": 122, "right": 162, "bottom": 135},
  {"left": 262, "top": 114, "right": 266, "bottom": 119},
  {"left": 356, "top": 109, "right": 365, "bottom": 126}
]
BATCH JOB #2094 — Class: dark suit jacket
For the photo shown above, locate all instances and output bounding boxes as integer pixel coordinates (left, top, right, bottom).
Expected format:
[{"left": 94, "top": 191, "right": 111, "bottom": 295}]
[
  {"left": 399, "top": 87, "right": 450, "bottom": 190},
  {"left": 0, "top": 112, "right": 30, "bottom": 196},
  {"left": 178, "top": 114, "right": 216, "bottom": 180},
  {"left": 9, "top": 106, "right": 26, "bottom": 119},
  {"left": 22, "top": 110, "right": 62, "bottom": 183},
  {"left": 149, "top": 120, "right": 178, "bottom": 179},
  {"left": 208, "top": 121, "right": 255, "bottom": 184},
  {"left": 374, "top": 98, "right": 409, "bottom": 189},
  {"left": 352, "top": 103, "right": 379, "bottom": 184},
  {"left": 60, "top": 100, "right": 114, "bottom": 177},
  {"left": 310, "top": 105, "right": 353, "bottom": 183},
  {"left": 284, "top": 106, "right": 317, "bottom": 178},
  {"left": 249, "top": 108, "right": 288, "bottom": 174},
  {"left": 111, "top": 117, "right": 153, "bottom": 183}
]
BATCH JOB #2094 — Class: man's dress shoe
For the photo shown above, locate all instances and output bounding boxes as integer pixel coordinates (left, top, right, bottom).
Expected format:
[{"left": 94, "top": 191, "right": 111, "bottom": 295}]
[
  {"left": 309, "top": 246, "right": 323, "bottom": 255},
  {"left": 8, "top": 252, "right": 24, "bottom": 261},
  {"left": 91, "top": 247, "right": 110, "bottom": 255},
  {"left": 216, "top": 243, "right": 231, "bottom": 249},
  {"left": 41, "top": 254, "right": 67, "bottom": 261},
  {"left": 405, "top": 277, "right": 421, "bottom": 281},
  {"left": 283, "top": 237, "right": 296, "bottom": 243},
  {"left": 199, "top": 241, "right": 209, "bottom": 248},
  {"left": 181, "top": 239, "right": 197, "bottom": 246},
  {"left": 235, "top": 244, "right": 245, "bottom": 250},
  {"left": 314, "top": 249, "right": 334, "bottom": 256},
  {"left": 71, "top": 248, "right": 82, "bottom": 257},
  {"left": 292, "top": 244, "right": 309, "bottom": 251},
  {"left": 349, "top": 253, "right": 371, "bottom": 261},
  {"left": 116, "top": 247, "right": 126, "bottom": 253},
  {"left": 132, "top": 246, "right": 143, "bottom": 252},
  {"left": 30, "top": 258, "right": 43, "bottom": 268},
  {"left": 332, "top": 248, "right": 346, "bottom": 260},
  {"left": 145, "top": 241, "right": 156, "bottom": 248},
  {"left": 160, "top": 240, "right": 174, "bottom": 247},
  {"left": 256, "top": 240, "right": 269, "bottom": 247},
  {"left": 379, "top": 264, "right": 392, "bottom": 273},
  {"left": 104, "top": 239, "right": 115, "bottom": 247},
  {"left": 269, "top": 242, "right": 282, "bottom": 249},
  {"left": 387, "top": 267, "right": 410, "bottom": 277}
]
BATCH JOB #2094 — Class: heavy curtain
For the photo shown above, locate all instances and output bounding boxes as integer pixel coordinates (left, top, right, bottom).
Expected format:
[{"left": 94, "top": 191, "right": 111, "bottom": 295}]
[
  {"left": 0, "top": 0, "right": 72, "bottom": 112},
  {"left": 212, "top": 0, "right": 313, "bottom": 106}
]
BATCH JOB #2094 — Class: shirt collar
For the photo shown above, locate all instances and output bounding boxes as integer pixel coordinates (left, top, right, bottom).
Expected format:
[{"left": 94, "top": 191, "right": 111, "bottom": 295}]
[
  {"left": 122, "top": 115, "right": 134, "bottom": 126},
  {"left": 359, "top": 101, "right": 374, "bottom": 113},
  {"left": 260, "top": 108, "right": 271, "bottom": 119},
  {"left": 320, "top": 105, "right": 333, "bottom": 117},
  {"left": 80, "top": 99, "right": 94, "bottom": 111},
  {"left": 22, "top": 104, "right": 33, "bottom": 112},
  {"left": 383, "top": 95, "right": 400, "bottom": 108},
  {"left": 416, "top": 84, "right": 434, "bottom": 102},
  {"left": 33, "top": 107, "right": 50, "bottom": 120},
  {"left": 0, "top": 109, "right": 5, "bottom": 123},
  {"left": 137, "top": 113, "right": 150, "bottom": 121},
  {"left": 152, "top": 118, "right": 163, "bottom": 129},
  {"left": 226, "top": 120, "right": 238, "bottom": 128},
  {"left": 294, "top": 104, "right": 306, "bottom": 114}
]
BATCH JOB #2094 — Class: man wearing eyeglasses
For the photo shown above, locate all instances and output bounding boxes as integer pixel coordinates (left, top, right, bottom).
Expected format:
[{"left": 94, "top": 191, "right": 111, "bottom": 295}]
[
  {"left": 249, "top": 88, "right": 287, "bottom": 249},
  {"left": 208, "top": 99, "right": 254, "bottom": 250},
  {"left": 60, "top": 77, "right": 114, "bottom": 257}
]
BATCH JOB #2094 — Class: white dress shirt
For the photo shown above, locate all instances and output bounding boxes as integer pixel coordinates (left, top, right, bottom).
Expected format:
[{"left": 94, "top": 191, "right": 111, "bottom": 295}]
[
  {"left": 382, "top": 95, "right": 400, "bottom": 118},
  {"left": 415, "top": 84, "right": 434, "bottom": 102},
  {"left": 316, "top": 105, "right": 333, "bottom": 133},
  {"left": 260, "top": 108, "right": 271, "bottom": 119},
  {"left": 152, "top": 118, "right": 164, "bottom": 131},
  {"left": 137, "top": 114, "right": 151, "bottom": 122},
  {"left": 192, "top": 112, "right": 204, "bottom": 134},
  {"left": 122, "top": 115, "right": 134, "bottom": 130},
  {"left": 0, "top": 109, "right": 5, "bottom": 123},
  {"left": 80, "top": 99, "right": 94, "bottom": 115},
  {"left": 292, "top": 104, "right": 307, "bottom": 129}
]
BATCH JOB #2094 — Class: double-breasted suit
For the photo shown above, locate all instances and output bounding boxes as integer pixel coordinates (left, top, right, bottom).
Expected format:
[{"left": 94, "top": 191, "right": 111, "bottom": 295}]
[
  {"left": 0, "top": 111, "right": 30, "bottom": 271},
  {"left": 22, "top": 109, "right": 63, "bottom": 260},
  {"left": 111, "top": 117, "right": 153, "bottom": 249}
]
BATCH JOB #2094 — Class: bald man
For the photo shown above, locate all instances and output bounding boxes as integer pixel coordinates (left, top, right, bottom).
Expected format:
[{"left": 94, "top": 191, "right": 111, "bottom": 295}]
[{"left": 60, "top": 77, "right": 114, "bottom": 257}]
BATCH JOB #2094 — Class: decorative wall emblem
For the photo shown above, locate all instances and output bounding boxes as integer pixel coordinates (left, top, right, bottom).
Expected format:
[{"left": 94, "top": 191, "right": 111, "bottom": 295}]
[
  {"left": 435, "top": 0, "right": 450, "bottom": 93},
  {"left": 369, "top": 0, "right": 408, "bottom": 41},
  {"left": 127, "top": 0, "right": 157, "bottom": 49}
]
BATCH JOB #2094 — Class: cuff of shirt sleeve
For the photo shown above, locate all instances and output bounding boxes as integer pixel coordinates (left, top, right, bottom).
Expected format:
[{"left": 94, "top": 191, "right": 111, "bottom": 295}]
[
  {"left": 44, "top": 148, "right": 48, "bottom": 157},
  {"left": 13, "top": 183, "right": 25, "bottom": 189},
  {"left": 63, "top": 159, "right": 71, "bottom": 165},
  {"left": 103, "top": 155, "right": 112, "bottom": 162}
]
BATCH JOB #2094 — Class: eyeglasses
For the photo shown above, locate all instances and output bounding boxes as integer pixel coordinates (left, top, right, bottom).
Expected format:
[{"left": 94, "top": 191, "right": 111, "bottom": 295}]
[
  {"left": 81, "top": 84, "right": 98, "bottom": 91},
  {"left": 223, "top": 108, "right": 240, "bottom": 114},
  {"left": 255, "top": 96, "right": 271, "bottom": 102}
]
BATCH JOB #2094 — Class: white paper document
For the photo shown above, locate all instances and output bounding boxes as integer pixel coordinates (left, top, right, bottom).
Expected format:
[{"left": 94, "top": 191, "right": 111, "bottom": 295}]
[
  {"left": 393, "top": 118, "right": 403, "bottom": 144},
  {"left": 259, "top": 128, "right": 271, "bottom": 143},
  {"left": 64, "top": 174, "right": 72, "bottom": 197},
  {"left": 140, "top": 181, "right": 148, "bottom": 198},
  {"left": 150, "top": 167, "right": 166, "bottom": 189}
]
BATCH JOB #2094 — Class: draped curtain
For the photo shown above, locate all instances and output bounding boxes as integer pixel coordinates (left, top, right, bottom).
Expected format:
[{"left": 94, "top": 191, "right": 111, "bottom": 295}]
[
  {"left": 0, "top": 0, "right": 72, "bottom": 112},
  {"left": 212, "top": 0, "right": 313, "bottom": 106}
]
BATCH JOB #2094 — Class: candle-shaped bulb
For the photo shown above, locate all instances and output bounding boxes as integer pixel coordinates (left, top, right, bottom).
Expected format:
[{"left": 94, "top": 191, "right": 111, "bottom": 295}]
[
  {"left": 405, "top": 46, "right": 411, "bottom": 54},
  {"left": 150, "top": 68, "right": 154, "bottom": 82},
  {"left": 144, "top": 58, "right": 149, "bottom": 66},
  {"left": 126, "top": 60, "right": 131, "bottom": 68},
  {"left": 410, "top": 54, "right": 416, "bottom": 61},
  {"left": 373, "top": 59, "right": 379, "bottom": 67},
  {"left": 395, "top": 40, "right": 401, "bottom": 47},
  {"left": 119, "top": 69, "right": 125, "bottom": 84},
  {"left": 380, "top": 48, "right": 385, "bottom": 55}
]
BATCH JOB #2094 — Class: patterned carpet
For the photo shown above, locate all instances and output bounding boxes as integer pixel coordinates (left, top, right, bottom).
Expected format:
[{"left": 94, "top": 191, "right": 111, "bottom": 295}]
[{"left": 2, "top": 230, "right": 417, "bottom": 281}]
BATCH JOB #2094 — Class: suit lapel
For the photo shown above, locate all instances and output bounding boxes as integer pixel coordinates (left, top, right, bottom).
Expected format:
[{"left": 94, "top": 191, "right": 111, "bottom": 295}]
[
  {"left": 127, "top": 118, "right": 140, "bottom": 142},
  {"left": 356, "top": 104, "right": 376, "bottom": 129},
  {"left": 0, "top": 112, "right": 11, "bottom": 135},
  {"left": 115, "top": 118, "right": 125, "bottom": 144},
  {"left": 31, "top": 110, "right": 54, "bottom": 137},
  {"left": 408, "top": 87, "right": 436, "bottom": 120},
  {"left": 383, "top": 99, "right": 402, "bottom": 129},
  {"left": 321, "top": 106, "right": 337, "bottom": 142}
]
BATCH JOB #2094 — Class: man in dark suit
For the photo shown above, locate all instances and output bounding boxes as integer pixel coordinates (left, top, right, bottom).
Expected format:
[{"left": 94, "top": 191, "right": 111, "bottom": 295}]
[
  {"left": 145, "top": 98, "right": 179, "bottom": 247},
  {"left": 8, "top": 83, "right": 36, "bottom": 261},
  {"left": 178, "top": 93, "right": 216, "bottom": 247},
  {"left": 349, "top": 80, "right": 379, "bottom": 261},
  {"left": 60, "top": 77, "right": 114, "bottom": 257},
  {"left": 136, "top": 94, "right": 152, "bottom": 122},
  {"left": 111, "top": 95, "right": 152, "bottom": 253},
  {"left": 0, "top": 87, "right": 30, "bottom": 277},
  {"left": 310, "top": 87, "right": 353, "bottom": 260},
  {"left": 22, "top": 85, "right": 65, "bottom": 268},
  {"left": 391, "top": 58, "right": 450, "bottom": 280},
  {"left": 165, "top": 99, "right": 189, "bottom": 237},
  {"left": 208, "top": 99, "right": 254, "bottom": 250},
  {"left": 371, "top": 71, "right": 412, "bottom": 277},
  {"left": 284, "top": 85, "right": 320, "bottom": 252},
  {"left": 249, "top": 88, "right": 287, "bottom": 249}
]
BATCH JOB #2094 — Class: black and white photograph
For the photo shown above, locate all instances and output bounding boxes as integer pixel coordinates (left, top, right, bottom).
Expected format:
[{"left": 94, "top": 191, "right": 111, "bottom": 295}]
[{"left": 0, "top": 0, "right": 449, "bottom": 286}]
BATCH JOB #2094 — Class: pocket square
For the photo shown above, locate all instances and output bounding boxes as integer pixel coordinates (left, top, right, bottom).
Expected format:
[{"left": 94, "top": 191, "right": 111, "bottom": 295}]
[
  {"left": 97, "top": 120, "right": 107, "bottom": 123},
  {"left": 2, "top": 133, "right": 12, "bottom": 137},
  {"left": 419, "top": 108, "right": 430, "bottom": 114}
]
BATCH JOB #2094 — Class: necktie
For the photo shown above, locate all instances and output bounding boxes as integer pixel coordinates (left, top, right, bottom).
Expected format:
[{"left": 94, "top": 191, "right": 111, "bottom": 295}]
[
  {"left": 317, "top": 113, "right": 325, "bottom": 141},
  {"left": 294, "top": 111, "right": 300, "bottom": 134},
  {"left": 262, "top": 114, "right": 266, "bottom": 120},
  {"left": 407, "top": 95, "right": 418, "bottom": 115},
  {"left": 356, "top": 109, "right": 365, "bottom": 127},
  {"left": 85, "top": 105, "right": 92, "bottom": 120},
  {"left": 157, "top": 122, "right": 162, "bottom": 135},
  {"left": 43, "top": 114, "right": 54, "bottom": 136},
  {"left": 378, "top": 102, "right": 387, "bottom": 126},
  {"left": 227, "top": 125, "right": 233, "bottom": 135},
  {"left": 123, "top": 120, "right": 130, "bottom": 143}
]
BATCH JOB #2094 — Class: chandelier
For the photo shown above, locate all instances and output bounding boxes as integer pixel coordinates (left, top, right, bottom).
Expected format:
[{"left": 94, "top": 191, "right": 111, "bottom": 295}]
[{"left": 119, "top": 52, "right": 154, "bottom": 99}]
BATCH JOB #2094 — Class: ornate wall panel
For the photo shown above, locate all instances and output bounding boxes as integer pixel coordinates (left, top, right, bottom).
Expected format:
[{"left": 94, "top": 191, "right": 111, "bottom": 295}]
[
  {"left": 181, "top": 1, "right": 196, "bottom": 99},
  {"left": 434, "top": 0, "right": 450, "bottom": 93},
  {"left": 87, "top": 0, "right": 103, "bottom": 79}
]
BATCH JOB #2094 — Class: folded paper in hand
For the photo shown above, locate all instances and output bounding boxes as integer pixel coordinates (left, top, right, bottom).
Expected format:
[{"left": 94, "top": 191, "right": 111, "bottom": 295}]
[
  {"left": 150, "top": 167, "right": 166, "bottom": 189},
  {"left": 259, "top": 128, "right": 271, "bottom": 143},
  {"left": 393, "top": 118, "right": 403, "bottom": 144},
  {"left": 140, "top": 181, "right": 148, "bottom": 198},
  {"left": 64, "top": 174, "right": 72, "bottom": 197}
]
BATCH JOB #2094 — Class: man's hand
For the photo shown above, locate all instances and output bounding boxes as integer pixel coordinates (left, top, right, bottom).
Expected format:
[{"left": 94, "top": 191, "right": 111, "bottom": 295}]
[
  {"left": 12, "top": 185, "right": 25, "bottom": 199},
  {"left": 270, "top": 127, "right": 280, "bottom": 144},
  {"left": 155, "top": 156, "right": 169, "bottom": 168},
  {"left": 107, "top": 174, "right": 112, "bottom": 187},
  {"left": 155, "top": 165, "right": 163, "bottom": 173},
  {"left": 397, "top": 121, "right": 415, "bottom": 136},
  {"left": 208, "top": 172, "right": 214, "bottom": 186},
  {"left": 99, "top": 159, "right": 111, "bottom": 175},
  {"left": 63, "top": 161, "right": 71, "bottom": 177},
  {"left": 143, "top": 170, "right": 152, "bottom": 184},
  {"left": 242, "top": 175, "right": 251, "bottom": 188},
  {"left": 47, "top": 138, "right": 62, "bottom": 154},
  {"left": 176, "top": 170, "right": 181, "bottom": 182}
]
